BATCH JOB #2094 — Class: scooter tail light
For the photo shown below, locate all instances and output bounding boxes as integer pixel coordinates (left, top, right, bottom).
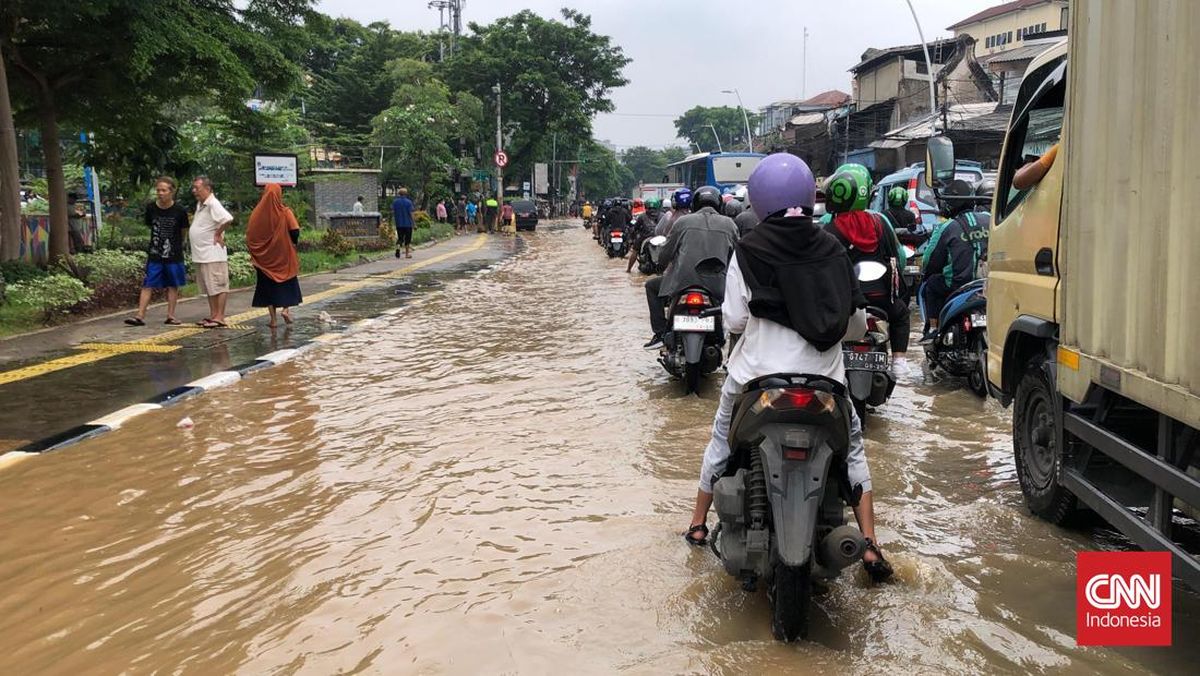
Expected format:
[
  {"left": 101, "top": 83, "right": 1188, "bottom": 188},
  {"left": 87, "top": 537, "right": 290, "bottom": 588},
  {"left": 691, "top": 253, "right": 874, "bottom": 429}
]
[
  {"left": 963, "top": 315, "right": 973, "bottom": 332},
  {"left": 684, "top": 292, "right": 707, "bottom": 306},
  {"left": 756, "top": 387, "right": 837, "bottom": 414},
  {"left": 783, "top": 446, "right": 809, "bottom": 461}
]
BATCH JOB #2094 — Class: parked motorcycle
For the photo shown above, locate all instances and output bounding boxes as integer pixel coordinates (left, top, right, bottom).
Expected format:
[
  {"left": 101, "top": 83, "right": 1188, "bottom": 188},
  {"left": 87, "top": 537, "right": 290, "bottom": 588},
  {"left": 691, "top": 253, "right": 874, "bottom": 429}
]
[
  {"left": 920, "top": 278, "right": 988, "bottom": 397},
  {"left": 709, "top": 372, "right": 868, "bottom": 641},
  {"left": 658, "top": 288, "right": 724, "bottom": 394},
  {"left": 637, "top": 235, "right": 668, "bottom": 274}
]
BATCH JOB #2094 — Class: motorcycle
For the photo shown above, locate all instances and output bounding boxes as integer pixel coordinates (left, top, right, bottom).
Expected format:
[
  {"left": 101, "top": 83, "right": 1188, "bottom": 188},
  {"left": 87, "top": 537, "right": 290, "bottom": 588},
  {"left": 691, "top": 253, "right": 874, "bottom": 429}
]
[
  {"left": 637, "top": 235, "right": 668, "bottom": 274},
  {"left": 920, "top": 278, "right": 988, "bottom": 397},
  {"left": 842, "top": 263, "right": 896, "bottom": 420},
  {"left": 658, "top": 288, "right": 724, "bottom": 394},
  {"left": 606, "top": 223, "right": 627, "bottom": 258},
  {"left": 897, "top": 227, "right": 930, "bottom": 297},
  {"left": 709, "top": 372, "right": 868, "bottom": 641}
]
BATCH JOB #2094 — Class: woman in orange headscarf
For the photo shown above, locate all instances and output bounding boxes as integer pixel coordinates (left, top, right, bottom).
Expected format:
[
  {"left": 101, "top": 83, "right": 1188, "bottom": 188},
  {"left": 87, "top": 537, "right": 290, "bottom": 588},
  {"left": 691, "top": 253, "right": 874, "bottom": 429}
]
[{"left": 246, "top": 183, "right": 303, "bottom": 327}]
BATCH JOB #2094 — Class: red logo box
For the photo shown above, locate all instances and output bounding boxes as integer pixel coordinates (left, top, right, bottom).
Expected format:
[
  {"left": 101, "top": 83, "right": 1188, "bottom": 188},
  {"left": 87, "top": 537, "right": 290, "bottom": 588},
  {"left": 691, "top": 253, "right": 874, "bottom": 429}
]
[{"left": 1077, "top": 551, "right": 1171, "bottom": 646}]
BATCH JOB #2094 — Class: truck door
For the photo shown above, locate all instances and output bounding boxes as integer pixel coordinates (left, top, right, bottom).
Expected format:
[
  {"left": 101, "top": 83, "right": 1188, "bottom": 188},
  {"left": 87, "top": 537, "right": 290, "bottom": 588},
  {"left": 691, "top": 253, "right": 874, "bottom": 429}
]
[{"left": 987, "top": 54, "right": 1067, "bottom": 392}]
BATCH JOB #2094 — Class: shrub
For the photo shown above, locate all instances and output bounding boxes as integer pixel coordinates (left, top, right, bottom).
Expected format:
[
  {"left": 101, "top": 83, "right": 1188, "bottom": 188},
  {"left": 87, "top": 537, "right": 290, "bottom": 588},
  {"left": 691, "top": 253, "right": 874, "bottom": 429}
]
[
  {"left": 227, "top": 251, "right": 256, "bottom": 286},
  {"left": 378, "top": 221, "right": 397, "bottom": 246},
  {"left": 413, "top": 210, "right": 433, "bottom": 228},
  {"left": 8, "top": 274, "right": 93, "bottom": 320},
  {"left": 69, "top": 250, "right": 146, "bottom": 286},
  {"left": 223, "top": 229, "right": 248, "bottom": 254},
  {"left": 320, "top": 228, "right": 354, "bottom": 257},
  {"left": 21, "top": 198, "right": 50, "bottom": 215},
  {"left": 0, "top": 260, "right": 49, "bottom": 286}
]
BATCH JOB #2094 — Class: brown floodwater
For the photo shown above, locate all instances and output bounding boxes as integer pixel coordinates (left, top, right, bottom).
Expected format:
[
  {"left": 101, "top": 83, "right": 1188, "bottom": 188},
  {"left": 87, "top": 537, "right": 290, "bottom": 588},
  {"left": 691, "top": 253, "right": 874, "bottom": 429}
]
[{"left": 1, "top": 222, "right": 1196, "bottom": 674}]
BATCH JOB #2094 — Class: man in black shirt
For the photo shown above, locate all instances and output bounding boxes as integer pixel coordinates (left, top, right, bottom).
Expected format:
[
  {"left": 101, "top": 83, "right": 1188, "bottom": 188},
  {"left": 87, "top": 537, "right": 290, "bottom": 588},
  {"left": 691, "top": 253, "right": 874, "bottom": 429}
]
[{"left": 125, "top": 176, "right": 189, "bottom": 326}]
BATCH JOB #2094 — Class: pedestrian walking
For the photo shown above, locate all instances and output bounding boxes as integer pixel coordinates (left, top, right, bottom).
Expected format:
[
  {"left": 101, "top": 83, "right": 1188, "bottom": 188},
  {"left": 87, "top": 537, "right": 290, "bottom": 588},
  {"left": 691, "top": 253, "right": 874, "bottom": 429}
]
[
  {"left": 500, "top": 200, "right": 515, "bottom": 234},
  {"left": 436, "top": 200, "right": 448, "bottom": 223},
  {"left": 484, "top": 197, "right": 498, "bottom": 233},
  {"left": 124, "top": 176, "right": 188, "bottom": 326},
  {"left": 466, "top": 200, "right": 478, "bottom": 232},
  {"left": 456, "top": 197, "right": 467, "bottom": 234},
  {"left": 392, "top": 187, "right": 415, "bottom": 258},
  {"left": 352, "top": 195, "right": 365, "bottom": 214},
  {"left": 189, "top": 175, "right": 234, "bottom": 328},
  {"left": 246, "top": 183, "right": 303, "bottom": 328}
]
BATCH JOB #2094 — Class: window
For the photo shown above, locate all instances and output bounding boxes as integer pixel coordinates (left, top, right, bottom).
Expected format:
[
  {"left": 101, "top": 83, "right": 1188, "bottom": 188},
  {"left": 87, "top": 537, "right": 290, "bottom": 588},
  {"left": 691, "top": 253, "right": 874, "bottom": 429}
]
[
  {"left": 987, "top": 36, "right": 993, "bottom": 48},
  {"left": 996, "top": 57, "right": 1067, "bottom": 220},
  {"left": 916, "top": 61, "right": 928, "bottom": 74},
  {"left": 1008, "top": 31, "right": 1013, "bottom": 42},
  {"left": 1040, "top": 22, "right": 1047, "bottom": 32}
]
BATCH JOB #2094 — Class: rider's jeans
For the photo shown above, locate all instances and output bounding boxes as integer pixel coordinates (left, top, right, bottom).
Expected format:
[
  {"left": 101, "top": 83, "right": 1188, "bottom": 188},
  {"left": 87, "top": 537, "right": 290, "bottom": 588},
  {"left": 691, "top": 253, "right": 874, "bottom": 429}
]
[{"left": 698, "top": 375, "right": 872, "bottom": 494}]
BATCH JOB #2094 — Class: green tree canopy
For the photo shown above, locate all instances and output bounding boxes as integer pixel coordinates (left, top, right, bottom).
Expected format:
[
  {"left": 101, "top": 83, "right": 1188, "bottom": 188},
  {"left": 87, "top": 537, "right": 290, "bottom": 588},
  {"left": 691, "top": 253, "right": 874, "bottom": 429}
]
[
  {"left": 621, "top": 145, "right": 690, "bottom": 185},
  {"left": 673, "top": 106, "right": 760, "bottom": 154}
]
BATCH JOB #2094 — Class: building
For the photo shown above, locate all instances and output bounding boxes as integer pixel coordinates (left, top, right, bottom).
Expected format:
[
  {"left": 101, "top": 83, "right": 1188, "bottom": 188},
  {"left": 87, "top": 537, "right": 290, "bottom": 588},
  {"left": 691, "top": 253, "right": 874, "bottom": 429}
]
[
  {"left": 979, "top": 29, "right": 1067, "bottom": 104},
  {"left": 949, "top": 0, "right": 1069, "bottom": 58}
]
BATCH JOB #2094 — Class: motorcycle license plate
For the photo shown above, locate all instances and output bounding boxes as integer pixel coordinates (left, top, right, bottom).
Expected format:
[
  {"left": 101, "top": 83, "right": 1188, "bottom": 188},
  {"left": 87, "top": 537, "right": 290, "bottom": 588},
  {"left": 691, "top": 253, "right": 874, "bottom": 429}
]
[
  {"left": 843, "top": 350, "right": 889, "bottom": 371},
  {"left": 610, "top": 236, "right": 623, "bottom": 243},
  {"left": 673, "top": 315, "right": 715, "bottom": 332},
  {"left": 971, "top": 313, "right": 987, "bottom": 328},
  {"left": 904, "top": 265, "right": 920, "bottom": 276}
]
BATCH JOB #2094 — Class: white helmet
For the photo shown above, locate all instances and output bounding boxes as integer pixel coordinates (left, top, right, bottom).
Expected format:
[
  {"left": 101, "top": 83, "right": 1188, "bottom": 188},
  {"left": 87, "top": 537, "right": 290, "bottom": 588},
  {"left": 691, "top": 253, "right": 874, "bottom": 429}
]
[{"left": 734, "top": 185, "right": 749, "bottom": 203}]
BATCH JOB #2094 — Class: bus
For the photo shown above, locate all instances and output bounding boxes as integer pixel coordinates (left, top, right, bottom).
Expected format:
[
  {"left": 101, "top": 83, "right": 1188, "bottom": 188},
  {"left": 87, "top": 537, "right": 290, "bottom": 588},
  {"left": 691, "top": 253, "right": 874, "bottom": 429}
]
[{"left": 665, "top": 152, "right": 766, "bottom": 193}]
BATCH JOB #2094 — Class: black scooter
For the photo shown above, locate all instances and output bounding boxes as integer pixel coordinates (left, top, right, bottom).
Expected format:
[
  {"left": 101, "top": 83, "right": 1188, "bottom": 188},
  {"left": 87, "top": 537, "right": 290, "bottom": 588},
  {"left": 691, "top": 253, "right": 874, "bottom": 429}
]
[
  {"left": 709, "top": 372, "right": 868, "bottom": 641},
  {"left": 658, "top": 288, "right": 724, "bottom": 394},
  {"left": 841, "top": 261, "right": 897, "bottom": 419},
  {"left": 920, "top": 278, "right": 988, "bottom": 397}
]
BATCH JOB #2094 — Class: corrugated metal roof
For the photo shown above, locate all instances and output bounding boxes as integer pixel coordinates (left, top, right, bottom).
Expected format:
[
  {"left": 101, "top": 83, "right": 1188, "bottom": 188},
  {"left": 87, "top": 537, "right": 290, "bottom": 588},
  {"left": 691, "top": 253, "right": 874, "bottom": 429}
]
[
  {"left": 980, "top": 41, "right": 1063, "bottom": 65},
  {"left": 871, "top": 103, "right": 1001, "bottom": 146},
  {"left": 789, "top": 112, "right": 827, "bottom": 126}
]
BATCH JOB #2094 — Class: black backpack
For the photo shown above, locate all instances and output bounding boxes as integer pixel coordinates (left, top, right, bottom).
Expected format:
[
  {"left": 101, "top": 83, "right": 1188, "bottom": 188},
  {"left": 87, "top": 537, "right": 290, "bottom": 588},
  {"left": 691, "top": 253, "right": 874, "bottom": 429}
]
[{"left": 829, "top": 213, "right": 901, "bottom": 307}]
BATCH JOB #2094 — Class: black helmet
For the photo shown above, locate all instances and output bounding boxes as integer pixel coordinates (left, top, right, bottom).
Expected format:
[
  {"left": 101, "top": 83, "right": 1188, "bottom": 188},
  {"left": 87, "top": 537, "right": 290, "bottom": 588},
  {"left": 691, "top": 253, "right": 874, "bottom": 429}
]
[
  {"left": 976, "top": 178, "right": 996, "bottom": 199},
  {"left": 937, "top": 179, "right": 975, "bottom": 217},
  {"left": 693, "top": 185, "right": 722, "bottom": 211},
  {"left": 722, "top": 199, "right": 744, "bottom": 218}
]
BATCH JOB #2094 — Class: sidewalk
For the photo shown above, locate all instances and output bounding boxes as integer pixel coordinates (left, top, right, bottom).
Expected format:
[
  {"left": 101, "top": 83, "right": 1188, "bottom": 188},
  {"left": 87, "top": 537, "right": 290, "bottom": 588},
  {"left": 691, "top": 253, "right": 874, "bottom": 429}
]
[{"left": 0, "top": 232, "right": 518, "bottom": 451}]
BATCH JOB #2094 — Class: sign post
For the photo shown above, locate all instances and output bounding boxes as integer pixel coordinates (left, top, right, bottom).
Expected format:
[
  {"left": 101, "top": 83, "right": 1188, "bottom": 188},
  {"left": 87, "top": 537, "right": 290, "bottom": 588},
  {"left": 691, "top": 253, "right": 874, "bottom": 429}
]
[{"left": 254, "top": 154, "right": 299, "bottom": 187}]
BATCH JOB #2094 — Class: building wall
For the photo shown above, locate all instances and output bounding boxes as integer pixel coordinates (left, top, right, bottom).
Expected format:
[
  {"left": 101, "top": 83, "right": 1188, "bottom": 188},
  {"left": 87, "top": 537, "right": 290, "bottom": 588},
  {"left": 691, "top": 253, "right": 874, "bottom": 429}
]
[
  {"left": 955, "top": 1, "right": 1068, "bottom": 56},
  {"left": 854, "top": 58, "right": 902, "bottom": 107},
  {"left": 310, "top": 172, "right": 381, "bottom": 227},
  {"left": 894, "top": 48, "right": 992, "bottom": 129}
]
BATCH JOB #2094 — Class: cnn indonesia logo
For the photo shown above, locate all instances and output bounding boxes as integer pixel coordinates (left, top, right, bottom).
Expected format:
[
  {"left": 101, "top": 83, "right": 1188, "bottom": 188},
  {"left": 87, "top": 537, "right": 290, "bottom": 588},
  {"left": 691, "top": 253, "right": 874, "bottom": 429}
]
[{"left": 1076, "top": 551, "right": 1172, "bottom": 646}]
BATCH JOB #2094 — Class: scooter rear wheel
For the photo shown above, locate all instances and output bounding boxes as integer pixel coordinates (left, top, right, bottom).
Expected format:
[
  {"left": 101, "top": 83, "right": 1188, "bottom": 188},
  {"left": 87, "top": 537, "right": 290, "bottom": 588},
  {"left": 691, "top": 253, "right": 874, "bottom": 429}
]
[
  {"left": 684, "top": 362, "right": 701, "bottom": 395},
  {"left": 770, "top": 561, "right": 811, "bottom": 641}
]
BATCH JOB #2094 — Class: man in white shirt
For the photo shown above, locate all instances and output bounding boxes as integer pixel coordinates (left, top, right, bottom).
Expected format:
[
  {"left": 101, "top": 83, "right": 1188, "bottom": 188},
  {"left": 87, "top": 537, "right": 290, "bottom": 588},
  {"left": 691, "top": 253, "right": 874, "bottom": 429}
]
[
  {"left": 682, "top": 153, "right": 892, "bottom": 583},
  {"left": 352, "top": 196, "right": 365, "bottom": 214},
  {"left": 189, "top": 176, "right": 234, "bottom": 328}
]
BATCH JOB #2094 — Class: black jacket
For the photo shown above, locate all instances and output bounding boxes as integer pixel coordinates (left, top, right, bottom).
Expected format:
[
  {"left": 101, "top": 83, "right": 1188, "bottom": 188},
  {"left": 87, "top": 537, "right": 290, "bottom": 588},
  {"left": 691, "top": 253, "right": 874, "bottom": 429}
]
[{"left": 658, "top": 207, "right": 739, "bottom": 300}]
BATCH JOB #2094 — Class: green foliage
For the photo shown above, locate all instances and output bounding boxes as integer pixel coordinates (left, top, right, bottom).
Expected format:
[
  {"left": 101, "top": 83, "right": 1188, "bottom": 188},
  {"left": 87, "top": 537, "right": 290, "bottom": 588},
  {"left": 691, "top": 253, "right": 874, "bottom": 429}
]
[
  {"left": 67, "top": 250, "right": 145, "bottom": 285},
  {"left": 227, "top": 251, "right": 256, "bottom": 286},
  {"left": 674, "top": 106, "right": 761, "bottom": 153},
  {"left": 413, "top": 210, "right": 433, "bottom": 228},
  {"left": 20, "top": 198, "right": 49, "bottom": 215},
  {"left": 621, "top": 146, "right": 690, "bottom": 186},
  {"left": 412, "top": 221, "right": 454, "bottom": 246},
  {"left": 320, "top": 228, "right": 354, "bottom": 256},
  {"left": 7, "top": 274, "right": 93, "bottom": 318},
  {"left": 0, "top": 260, "right": 49, "bottom": 287},
  {"left": 443, "top": 8, "right": 630, "bottom": 183},
  {"left": 579, "top": 141, "right": 633, "bottom": 200}
]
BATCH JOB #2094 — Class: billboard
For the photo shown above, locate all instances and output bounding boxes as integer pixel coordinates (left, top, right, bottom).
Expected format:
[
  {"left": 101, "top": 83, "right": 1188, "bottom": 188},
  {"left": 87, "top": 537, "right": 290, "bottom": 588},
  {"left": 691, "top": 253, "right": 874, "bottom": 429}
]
[{"left": 254, "top": 154, "right": 299, "bottom": 187}]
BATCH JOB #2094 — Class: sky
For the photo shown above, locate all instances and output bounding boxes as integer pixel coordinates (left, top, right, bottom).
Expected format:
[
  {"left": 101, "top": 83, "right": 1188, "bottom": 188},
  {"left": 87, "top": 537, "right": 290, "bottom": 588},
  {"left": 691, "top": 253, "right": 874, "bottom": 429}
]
[{"left": 316, "top": 0, "right": 999, "bottom": 150}]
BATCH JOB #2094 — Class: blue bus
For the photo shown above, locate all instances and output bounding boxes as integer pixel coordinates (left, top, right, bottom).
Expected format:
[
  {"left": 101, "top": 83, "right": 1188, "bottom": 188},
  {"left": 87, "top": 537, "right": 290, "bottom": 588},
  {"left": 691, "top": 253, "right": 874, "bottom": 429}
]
[{"left": 665, "top": 152, "right": 766, "bottom": 193}]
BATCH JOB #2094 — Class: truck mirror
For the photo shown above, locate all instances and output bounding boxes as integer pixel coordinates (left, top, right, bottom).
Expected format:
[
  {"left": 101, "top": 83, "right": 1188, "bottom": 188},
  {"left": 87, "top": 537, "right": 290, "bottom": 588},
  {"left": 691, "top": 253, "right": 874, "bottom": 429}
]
[{"left": 926, "top": 136, "right": 955, "bottom": 188}]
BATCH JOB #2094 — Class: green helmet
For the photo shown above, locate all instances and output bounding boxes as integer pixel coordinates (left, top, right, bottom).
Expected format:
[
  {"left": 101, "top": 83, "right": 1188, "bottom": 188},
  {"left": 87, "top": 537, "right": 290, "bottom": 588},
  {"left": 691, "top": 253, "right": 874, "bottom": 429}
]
[
  {"left": 828, "top": 163, "right": 872, "bottom": 212},
  {"left": 646, "top": 196, "right": 662, "bottom": 209},
  {"left": 887, "top": 186, "right": 908, "bottom": 208}
]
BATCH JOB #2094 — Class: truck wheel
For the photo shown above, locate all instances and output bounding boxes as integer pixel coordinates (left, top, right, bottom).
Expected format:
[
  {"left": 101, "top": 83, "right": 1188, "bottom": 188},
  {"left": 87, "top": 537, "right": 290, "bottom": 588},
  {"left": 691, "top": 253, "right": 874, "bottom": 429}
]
[
  {"left": 968, "top": 333, "right": 988, "bottom": 398},
  {"left": 1013, "top": 358, "right": 1076, "bottom": 524},
  {"left": 770, "top": 562, "right": 811, "bottom": 641}
]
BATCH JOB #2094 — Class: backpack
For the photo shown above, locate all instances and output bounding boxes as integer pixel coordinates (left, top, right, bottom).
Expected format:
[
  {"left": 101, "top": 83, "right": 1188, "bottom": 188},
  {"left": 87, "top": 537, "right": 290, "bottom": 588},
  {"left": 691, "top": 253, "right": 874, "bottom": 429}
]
[{"left": 830, "top": 213, "right": 899, "bottom": 307}]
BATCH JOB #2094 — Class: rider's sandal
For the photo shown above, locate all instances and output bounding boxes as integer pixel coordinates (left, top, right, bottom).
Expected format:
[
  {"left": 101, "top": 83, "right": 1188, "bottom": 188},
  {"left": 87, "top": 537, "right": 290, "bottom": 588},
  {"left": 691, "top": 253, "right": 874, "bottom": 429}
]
[
  {"left": 683, "top": 523, "right": 709, "bottom": 547},
  {"left": 862, "top": 537, "right": 894, "bottom": 583}
]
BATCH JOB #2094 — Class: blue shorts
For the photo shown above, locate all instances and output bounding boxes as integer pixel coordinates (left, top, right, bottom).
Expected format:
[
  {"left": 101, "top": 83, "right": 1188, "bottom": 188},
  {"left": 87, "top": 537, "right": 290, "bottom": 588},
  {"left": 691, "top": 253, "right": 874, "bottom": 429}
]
[{"left": 144, "top": 261, "right": 187, "bottom": 289}]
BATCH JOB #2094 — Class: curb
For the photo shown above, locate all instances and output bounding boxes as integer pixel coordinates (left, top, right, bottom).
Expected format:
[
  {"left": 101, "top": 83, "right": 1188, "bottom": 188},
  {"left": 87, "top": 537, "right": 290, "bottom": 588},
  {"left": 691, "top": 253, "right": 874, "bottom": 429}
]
[{"left": 1, "top": 314, "right": 391, "bottom": 462}]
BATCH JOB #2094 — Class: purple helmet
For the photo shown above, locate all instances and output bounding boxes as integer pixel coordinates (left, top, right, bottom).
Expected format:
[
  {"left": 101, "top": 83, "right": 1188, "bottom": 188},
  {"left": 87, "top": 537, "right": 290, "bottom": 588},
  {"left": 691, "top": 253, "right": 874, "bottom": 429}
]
[{"left": 747, "top": 153, "right": 816, "bottom": 221}]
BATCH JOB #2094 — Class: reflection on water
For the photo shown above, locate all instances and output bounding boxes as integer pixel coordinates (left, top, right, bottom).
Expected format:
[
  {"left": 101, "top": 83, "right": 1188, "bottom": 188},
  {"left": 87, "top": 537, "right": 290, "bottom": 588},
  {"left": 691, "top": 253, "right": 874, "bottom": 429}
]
[{"left": 0, "top": 224, "right": 1195, "bottom": 673}]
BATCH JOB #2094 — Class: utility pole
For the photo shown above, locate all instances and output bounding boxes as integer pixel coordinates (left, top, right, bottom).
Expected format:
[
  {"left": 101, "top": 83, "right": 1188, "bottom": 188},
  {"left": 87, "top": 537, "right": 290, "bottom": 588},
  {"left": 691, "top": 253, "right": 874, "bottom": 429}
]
[
  {"left": 428, "top": 0, "right": 463, "bottom": 60},
  {"left": 802, "top": 27, "right": 809, "bottom": 99},
  {"left": 941, "top": 77, "right": 950, "bottom": 132},
  {"left": 493, "top": 82, "right": 503, "bottom": 214}
]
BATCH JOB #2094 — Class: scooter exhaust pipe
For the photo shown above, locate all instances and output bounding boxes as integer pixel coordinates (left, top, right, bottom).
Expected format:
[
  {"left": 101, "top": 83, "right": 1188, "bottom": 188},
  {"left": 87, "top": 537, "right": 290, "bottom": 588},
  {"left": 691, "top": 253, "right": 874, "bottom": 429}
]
[{"left": 817, "top": 525, "right": 867, "bottom": 571}]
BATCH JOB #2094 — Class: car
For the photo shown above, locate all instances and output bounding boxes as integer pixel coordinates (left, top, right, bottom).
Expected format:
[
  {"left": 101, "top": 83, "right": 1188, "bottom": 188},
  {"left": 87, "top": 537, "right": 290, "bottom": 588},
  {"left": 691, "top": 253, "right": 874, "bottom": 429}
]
[
  {"left": 869, "top": 160, "right": 986, "bottom": 233},
  {"left": 512, "top": 199, "right": 538, "bottom": 231}
]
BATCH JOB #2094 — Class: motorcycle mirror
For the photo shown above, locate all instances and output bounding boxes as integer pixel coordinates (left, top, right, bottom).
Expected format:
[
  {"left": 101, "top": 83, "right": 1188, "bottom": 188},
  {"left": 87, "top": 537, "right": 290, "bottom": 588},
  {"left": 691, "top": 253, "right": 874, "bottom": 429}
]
[{"left": 855, "top": 261, "right": 889, "bottom": 282}]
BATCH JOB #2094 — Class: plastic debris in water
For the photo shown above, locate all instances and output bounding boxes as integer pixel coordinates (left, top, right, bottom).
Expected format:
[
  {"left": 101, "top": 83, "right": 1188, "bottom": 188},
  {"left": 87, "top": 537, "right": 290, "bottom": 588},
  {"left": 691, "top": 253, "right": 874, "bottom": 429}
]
[
  {"left": 319, "top": 311, "right": 336, "bottom": 324},
  {"left": 177, "top": 417, "right": 194, "bottom": 429}
]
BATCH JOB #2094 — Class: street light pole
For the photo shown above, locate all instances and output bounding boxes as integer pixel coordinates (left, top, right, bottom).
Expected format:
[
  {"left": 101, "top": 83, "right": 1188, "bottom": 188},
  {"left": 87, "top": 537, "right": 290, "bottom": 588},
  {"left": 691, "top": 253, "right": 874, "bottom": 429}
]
[
  {"left": 706, "top": 123, "right": 724, "bottom": 153},
  {"left": 903, "top": 0, "right": 938, "bottom": 136},
  {"left": 721, "top": 88, "right": 754, "bottom": 153}
]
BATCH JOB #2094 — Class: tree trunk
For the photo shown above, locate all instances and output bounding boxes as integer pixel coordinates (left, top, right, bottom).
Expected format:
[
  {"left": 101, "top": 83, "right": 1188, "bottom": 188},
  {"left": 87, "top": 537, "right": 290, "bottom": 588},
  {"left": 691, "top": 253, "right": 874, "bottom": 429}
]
[
  {"left": 0, "top": 51, "right": 21, "bottom": 261},
  {"left": 37, "top": 92, "right": 69, "bottom": 262}
]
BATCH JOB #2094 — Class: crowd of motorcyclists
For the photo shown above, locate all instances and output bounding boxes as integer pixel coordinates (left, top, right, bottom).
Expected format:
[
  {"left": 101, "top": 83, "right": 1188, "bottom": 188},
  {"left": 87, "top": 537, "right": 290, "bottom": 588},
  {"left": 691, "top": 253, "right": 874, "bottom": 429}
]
[{"left": 579, "top": 151, "right": 994, "bottom": 611}]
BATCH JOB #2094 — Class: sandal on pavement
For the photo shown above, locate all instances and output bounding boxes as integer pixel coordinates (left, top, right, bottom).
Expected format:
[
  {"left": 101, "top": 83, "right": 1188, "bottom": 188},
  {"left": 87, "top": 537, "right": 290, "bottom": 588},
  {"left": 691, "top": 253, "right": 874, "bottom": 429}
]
[
  {"left": 164, "top": 317, "right": 182, "bottom": 325},
  {"left": 199, "top": 319, "right": 228, "bottom": 329},
  {"left": 862, "top": 537, "right": 894, "bottom": 583},
  {"left": 683, "top": 523, "right": 709, "bottom": 547},
  {"left": 124, "top": 317, "right": 146, "bottom": 326}
]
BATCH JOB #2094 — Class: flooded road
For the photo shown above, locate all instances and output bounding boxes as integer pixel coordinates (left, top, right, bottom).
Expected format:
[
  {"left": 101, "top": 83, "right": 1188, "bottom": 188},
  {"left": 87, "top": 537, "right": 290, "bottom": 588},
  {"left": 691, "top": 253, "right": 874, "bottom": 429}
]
[{"left": 1, "top": 222, "right": 1196, "bottom": 674}]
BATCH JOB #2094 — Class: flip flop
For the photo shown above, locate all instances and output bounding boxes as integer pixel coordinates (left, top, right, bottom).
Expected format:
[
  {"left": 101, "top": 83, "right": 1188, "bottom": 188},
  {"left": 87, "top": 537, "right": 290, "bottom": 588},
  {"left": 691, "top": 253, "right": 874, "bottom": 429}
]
[
  {"left": 683, "top": 523, "right": 709, "bottom": 547},
  {"left": 124, "top": 317, "right": 146, "bottom": 326},
  {"left": 164, "top": 318, "right": 182, "bottom": 325},
  {"left": 199, "top": 319, "right": 228, "bottom": 329},
  {"left": 195, "top": 318, "right": 212, "bottom": 327},
  {"left": 862, "top": 538, "right": 894, "bottom": 583}
]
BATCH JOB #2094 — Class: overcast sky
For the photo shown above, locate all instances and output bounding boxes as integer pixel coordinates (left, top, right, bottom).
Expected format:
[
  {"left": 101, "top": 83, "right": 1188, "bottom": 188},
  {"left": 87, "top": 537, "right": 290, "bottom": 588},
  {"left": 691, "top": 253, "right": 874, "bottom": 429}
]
[{"left": 316, "top": 0, "right": 998, "bottom": 149}]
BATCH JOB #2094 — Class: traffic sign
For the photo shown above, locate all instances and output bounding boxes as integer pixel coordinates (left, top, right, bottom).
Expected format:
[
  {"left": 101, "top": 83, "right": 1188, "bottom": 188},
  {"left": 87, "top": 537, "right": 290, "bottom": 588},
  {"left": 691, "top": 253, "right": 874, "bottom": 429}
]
[{"left": 494, "top": 150, "right": 508, "bottom": 168}]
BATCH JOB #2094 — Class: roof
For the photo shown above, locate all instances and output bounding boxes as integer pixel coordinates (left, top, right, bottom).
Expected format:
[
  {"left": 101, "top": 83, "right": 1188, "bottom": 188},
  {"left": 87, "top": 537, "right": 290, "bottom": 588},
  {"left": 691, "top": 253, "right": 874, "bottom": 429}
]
[
  {"left": 947, "top": 0, "right": 1057, "bottom": 30},
  {"left": 978, "top": 36, "right": 1067, "bottom": 65},
  {"left": 870, "top": 102, "right": 1005, "bottom": 148},
  {"left": 851, "top": 37, "right": 958, "bottom": 74},
  {"left": 789, "top": 112, "right": 828, "bottom": 126},
  {"left": 801, "top": 90, "right": 851, "bottom": 107}
]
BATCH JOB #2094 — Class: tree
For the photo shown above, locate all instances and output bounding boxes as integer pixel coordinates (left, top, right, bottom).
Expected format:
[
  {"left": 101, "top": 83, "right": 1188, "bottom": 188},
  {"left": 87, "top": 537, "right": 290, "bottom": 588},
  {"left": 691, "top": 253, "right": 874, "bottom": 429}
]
[
  {"left": 0, "top": 0, "right": 309, "bottom": 261},
  {"left": 578, "top": 141, "right": 632, "bottom": 200},
  {"left": 620, "top": 145, "right": 690, "bottom": 186},
  {"left": 674, "top": 106, "right": 761, "bottom": 153},
  {"left": 0, "top": 50, "right": 19, "bottom": 260},
  {"left": 443, "top": 9, "right": 629, "bottom": 187}
]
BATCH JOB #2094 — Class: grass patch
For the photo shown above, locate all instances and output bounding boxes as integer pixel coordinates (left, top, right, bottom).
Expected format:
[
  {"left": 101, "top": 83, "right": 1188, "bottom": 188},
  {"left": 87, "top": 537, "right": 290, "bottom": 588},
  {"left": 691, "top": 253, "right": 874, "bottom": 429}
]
[{"left": 0, "top": 303, "right": 42, "bottom": 339}]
